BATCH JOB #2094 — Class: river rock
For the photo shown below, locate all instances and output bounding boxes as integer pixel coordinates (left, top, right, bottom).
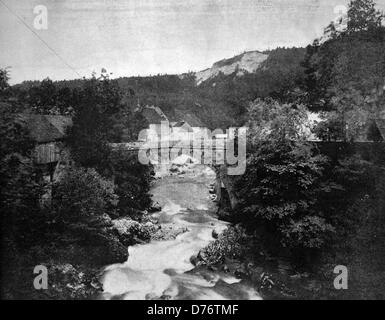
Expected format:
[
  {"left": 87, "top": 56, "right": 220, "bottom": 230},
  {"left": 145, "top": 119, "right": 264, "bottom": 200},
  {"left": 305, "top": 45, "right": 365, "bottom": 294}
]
[
  {"left": 197, "top": 250, "right": 208, "bottom": 263},
  {"left": 151, "top": 225, "right": 189, "bottom": 241},
  {"left": 234, "top": 266, "right": 248, "bottom": 278},
  {"left": 208, "top": 265, "right": 218, "bottom": 272},
  {"left": 47, "top": 263, "right": 102, "bottom": 299},
  {"left": 148, "top": 202, "right": 162, "bottom": 213},
  {"left": 190, "top": 254, "right": 200, "bottom": 266},
  {"left": 112, "top": 218, "right": 157, "bottom": 245},
  {"left": 113, "top": 218, "right": 140, "bottom": 234},
  {"left": 145, "top": 293, "right": 159, "bottom": 300}
]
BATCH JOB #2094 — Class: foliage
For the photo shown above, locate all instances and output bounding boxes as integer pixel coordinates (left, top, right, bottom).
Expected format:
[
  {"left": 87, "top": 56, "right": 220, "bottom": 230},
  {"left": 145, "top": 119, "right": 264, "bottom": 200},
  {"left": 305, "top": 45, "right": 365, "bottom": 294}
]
[
  {"left": 65, "top": 73, "right": 153, "bottom": 217},
  {"left": 107, "top": 148, "right": 153, "bottom": 215},
  {"left": 52, "top": 167, "right": 117, "bottom": 227},
  {"left": 0, "top": 68, "right": 10, "bottom": 97},
  {"left": 313, "top": 112, "right": 345, "bottom": 141},
  {"left": 280, "top": 216, "right": 335, "bottom": 249},
  {"left": 0, "top": 101, "right": 46, "bottom": 247},
  {"left": 236, "top": 100, "right": 333, "bottom": 251},
  {"left": 246, "top": 98, "right": 309, "bottom": 142},
  {"left": 14, "top": 78, "right": 80, "bottom": 115},
  {"left": 66, "top": 73, "right": 122, "bottom": 174},
  {"left": 302, "top": 0, "right": 385, "bottom": 141},
  {"left": 200, "top": 226, "right": 250, "bottom": 265},
  {"left": 347, "top": 0, "right": 384, "bottom": 33}
]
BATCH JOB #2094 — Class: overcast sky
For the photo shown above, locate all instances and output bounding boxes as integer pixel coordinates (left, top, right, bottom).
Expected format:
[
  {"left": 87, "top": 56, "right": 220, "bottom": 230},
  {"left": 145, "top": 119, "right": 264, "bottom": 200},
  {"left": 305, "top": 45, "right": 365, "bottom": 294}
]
[{"left": 1, "top": 0, "right": 384, "bottom": 84}]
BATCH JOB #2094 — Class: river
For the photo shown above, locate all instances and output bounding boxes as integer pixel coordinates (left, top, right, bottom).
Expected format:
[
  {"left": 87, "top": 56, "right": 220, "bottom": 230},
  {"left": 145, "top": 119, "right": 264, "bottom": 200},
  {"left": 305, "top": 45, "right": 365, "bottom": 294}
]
[{"left": 100, "top": 164, "right": 261, "bottom": 300}]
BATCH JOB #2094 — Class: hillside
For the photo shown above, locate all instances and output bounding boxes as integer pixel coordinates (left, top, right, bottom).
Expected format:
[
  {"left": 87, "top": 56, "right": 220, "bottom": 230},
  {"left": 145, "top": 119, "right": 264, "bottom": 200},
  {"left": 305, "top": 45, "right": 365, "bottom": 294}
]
[
  {"left": 194, "top": 51, "right": 269, "bottom": 84},
  {"left": 11, "top": 47, "right": 306, "bottom": 130}
]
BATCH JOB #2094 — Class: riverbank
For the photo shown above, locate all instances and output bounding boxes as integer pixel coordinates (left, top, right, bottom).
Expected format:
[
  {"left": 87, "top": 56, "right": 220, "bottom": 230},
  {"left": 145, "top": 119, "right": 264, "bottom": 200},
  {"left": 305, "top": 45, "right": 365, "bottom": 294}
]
[
  {"left": 195, "top": 219, "right": 385, "bottom": 300},
  {"left": 0, "top": 198, "right": 183, "bottom": 300}
]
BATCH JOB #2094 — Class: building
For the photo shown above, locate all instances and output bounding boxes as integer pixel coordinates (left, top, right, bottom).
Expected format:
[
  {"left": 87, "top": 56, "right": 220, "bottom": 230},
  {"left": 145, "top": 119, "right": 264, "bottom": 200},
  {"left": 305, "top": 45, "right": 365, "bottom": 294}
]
[
  {"left": 18, "top": 114, "right": 72, "bottom": 181},
  {"left": 138, "top": 105, "right": 208, "bottom": 142},
  {"left": 138, "top": 105, "right": 168, "bottom": 141}
]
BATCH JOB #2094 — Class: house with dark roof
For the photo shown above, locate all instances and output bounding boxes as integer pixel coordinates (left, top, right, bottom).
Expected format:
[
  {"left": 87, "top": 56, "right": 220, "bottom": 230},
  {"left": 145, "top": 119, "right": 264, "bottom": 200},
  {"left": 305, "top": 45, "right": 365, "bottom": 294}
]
[
  {"left": 17, "top": 114, "right": 73, "bottom": 187},
  {"left": 13, "top": 114, "right": 73, "bottom": 205},
  {"left": 138, "top": 104, "right": 212, "bottom": 143},
  {"left": 18, "top": 114, "right": 72, "bottom": 165},
  {"left": 141, "top": 105, "right": 168, "bottom": 124},
  {"left": 18, "top": 114, "right": 72, "bottom": 143}
]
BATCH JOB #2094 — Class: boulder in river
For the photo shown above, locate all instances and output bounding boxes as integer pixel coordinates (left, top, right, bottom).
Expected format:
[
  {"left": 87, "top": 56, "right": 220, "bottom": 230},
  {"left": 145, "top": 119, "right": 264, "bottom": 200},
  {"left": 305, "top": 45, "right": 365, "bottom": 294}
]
[
  {"left": 190, "top": 254, "right": 200, "bottom": 266},
  {"left": 212, "top": 229, "right": 220, "bottom": 239},
  {"left": 112, "top": 218, "right": 157, "bottom": 245},
  {"left": 148, "top": 202, "right": 162, "bottom": 213},
  {"left": 197, "top": 250, "right": 208, "bottom": 263}
]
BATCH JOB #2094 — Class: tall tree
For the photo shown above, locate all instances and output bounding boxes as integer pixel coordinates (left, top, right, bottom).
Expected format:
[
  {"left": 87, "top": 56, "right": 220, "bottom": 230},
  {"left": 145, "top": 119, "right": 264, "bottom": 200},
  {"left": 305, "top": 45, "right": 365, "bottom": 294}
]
[
  {"left": 236, "top": 99, "right": 333, "bottom": 253},
  {"left": 347, "top": 0, "right": 383, "bottom": 32},
  {"left": 67, "top": 73, "right": 121, "bottom": 174},
  {"left": 0, "top": 68, "right": 10, "bottom": 99}
]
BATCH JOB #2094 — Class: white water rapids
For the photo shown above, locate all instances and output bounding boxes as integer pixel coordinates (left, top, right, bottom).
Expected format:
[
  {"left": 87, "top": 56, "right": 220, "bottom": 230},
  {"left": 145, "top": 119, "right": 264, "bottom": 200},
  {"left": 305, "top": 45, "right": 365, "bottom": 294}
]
[{"left": 101, "top": 165, "right": 261, "bottom": 300}]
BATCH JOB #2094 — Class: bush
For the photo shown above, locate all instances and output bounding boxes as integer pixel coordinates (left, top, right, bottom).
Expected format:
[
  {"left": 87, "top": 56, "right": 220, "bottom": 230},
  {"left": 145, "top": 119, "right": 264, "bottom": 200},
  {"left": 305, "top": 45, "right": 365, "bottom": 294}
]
[
  {"left": 280, "top": 216, "right": 335, "bottom": 249},
  {"left": 200, "top": 226, "right": 250, "bottom": 265},
  {"left": 52, "top": 167, "right": 117, "bottom": 228}
]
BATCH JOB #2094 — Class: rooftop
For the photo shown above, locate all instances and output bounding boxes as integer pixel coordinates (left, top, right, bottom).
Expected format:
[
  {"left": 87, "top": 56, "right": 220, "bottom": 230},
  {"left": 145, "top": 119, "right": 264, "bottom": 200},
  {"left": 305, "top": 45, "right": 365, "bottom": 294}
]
[{"left": 17, "top": 114, "right": 72, "bottom": 143}]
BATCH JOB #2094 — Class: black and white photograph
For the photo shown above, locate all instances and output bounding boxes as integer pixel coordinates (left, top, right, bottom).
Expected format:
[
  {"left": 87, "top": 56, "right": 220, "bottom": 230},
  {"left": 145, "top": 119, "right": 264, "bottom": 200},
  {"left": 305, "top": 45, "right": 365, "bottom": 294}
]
[{"left": 1, "top": 0, "right": 385, "bottom": 303}]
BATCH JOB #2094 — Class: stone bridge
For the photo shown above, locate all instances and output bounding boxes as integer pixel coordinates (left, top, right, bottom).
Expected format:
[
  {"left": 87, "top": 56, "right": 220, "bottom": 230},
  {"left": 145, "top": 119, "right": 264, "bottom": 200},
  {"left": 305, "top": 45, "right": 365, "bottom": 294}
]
[
  {"left": 110, "top": 138, "right": 234, "bottom": 166},
  {"left": 111, "top": 138, "right": 242, "bottom": 214}
]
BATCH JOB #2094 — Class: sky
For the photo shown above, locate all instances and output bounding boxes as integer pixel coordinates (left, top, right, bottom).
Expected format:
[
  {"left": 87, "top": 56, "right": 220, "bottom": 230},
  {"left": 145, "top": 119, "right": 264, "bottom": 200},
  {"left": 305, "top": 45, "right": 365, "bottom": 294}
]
[{"left": 1, "top": 0, "right": 384, "bottom": 84}]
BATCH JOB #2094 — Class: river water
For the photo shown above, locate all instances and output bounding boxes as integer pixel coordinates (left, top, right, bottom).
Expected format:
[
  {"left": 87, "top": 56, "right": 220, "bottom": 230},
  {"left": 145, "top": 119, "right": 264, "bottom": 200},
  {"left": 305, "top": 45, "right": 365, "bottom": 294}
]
[{"left": 101, "top": 164, "right": 261, "bottom": 300}]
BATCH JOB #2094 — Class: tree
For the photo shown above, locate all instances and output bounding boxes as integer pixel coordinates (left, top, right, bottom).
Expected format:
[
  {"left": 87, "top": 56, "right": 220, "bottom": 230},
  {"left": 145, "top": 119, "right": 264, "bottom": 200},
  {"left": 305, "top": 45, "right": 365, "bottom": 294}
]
[
  {"left": 0, "top": 68, "right": 10, "bottom": 96},
  {"left": 66, "top": 73, "right": 121, "bottom": 174},
  {"left": 66, "top": 73, "right": 154, "bottom": 216},
  {"left": 107, "top": 148, "right": 153, "bottom": 215},
  {"left": 246, "top": 98, "right": 309, "bottom": 143},
  {"left": 236, "top": 99, "right": 333, "bottom": 252},
  {"left": 0, "top": 103, "right": 46, "bottom": 247},
  {"left": 27, "top": 78, "right": 58, "bottom": 114},
  {"left": 302, "top": 0, "right": 385, "bottom": 140},
  {"left": 313, "top": 114, "right": 345, "bottom": 141},
  {"left": 347, "top": 0, "right": 383, "bottom": 33}
]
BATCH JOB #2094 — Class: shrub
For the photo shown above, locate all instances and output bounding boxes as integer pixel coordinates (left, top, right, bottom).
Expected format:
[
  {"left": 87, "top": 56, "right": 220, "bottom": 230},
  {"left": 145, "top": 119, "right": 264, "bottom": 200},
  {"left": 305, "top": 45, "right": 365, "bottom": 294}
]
[
  {"left": 52, "top": 167, "right": 117, "bottom": 227},
  {"left": 201, "top": 226, "right": 250, "bottom": 265},
  {"left": 280, "top": 216, "right": 335, "bottom": 249}
]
